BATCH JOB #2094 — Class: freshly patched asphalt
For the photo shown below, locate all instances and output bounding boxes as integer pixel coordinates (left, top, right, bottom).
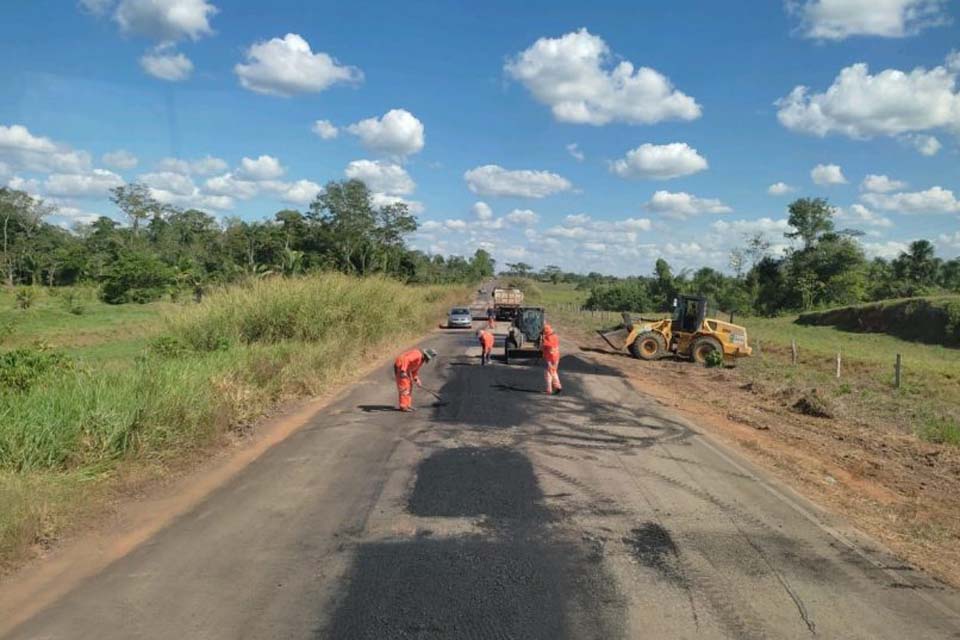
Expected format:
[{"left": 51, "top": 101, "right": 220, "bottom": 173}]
[{"left": 6, "top": 316, "right": 960, "bottom": 639}]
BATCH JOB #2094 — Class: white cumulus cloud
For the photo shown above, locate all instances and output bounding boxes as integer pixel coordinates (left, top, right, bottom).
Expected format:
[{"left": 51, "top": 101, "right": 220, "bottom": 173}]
[
  {"left": 811, "top": 163, "right": 847, "bottom": 185},
  {"left": 505, "top": 209, "right": 539, "bottom": 226},
  {"left": 504, "top": 28, "right": 702, "bottom": 126},
  {"left": 643, "top": 190, "right": 733, "bottom": 220},
  {"left": 346, "top": 109, "right": 424, "bottom": 158},
  {"left": 277, "top": 179, "right": 322, "bottom": 206},
  {"left": 157, "top": 155, "right": 227, "bottom": 175},
  {"left": 861, "top": 174, "right": 907, "bottom": 193},
  {"left": 861, "top": 186, "right": 960, "bottom": 213},
  {"left": 0, "top": 124, "right": 91, "bottom": 173},
  {"left": 235, "top": 155, "right": 285, "bottom": 180},
  {"left": 610, "top": 143, "right": 708, "bottom": 180},
  {"left": 113, "top": 0, "right": 217, "bottom": 41},
  {"left": 787, "top": 0, "right": 949, "bottom": 40},
  {"left": 102, "top": 149, "right": 138, "bottom": 170},
  {"left": 776, "top": 55, "right": 960, "bottom": 142},
  {"left": 44, "top": 169, "right": 124, "bottom": 197},
  {"left": 902, "top": 133, "right": 942, "bottom": 155},
  {"left": 835, "top": 203, "right": 893, "bottom": 227},
  {"left": 345, "top": 159, "right": 415, "bottom": 195},
  {"left": 464, "top": 165, "right": 572, "bottom": 198},
  {"left": 472, "top": 201, "right": 493, "bottom": 221},
  {"left": 140, "top": 47, "right": 193, "bottom": 81},
  {"left": 566, "top": 143, "right": 584, "bottom": 161},
  {"left": 234, "top": 33, "right": 363, "bottom": 97},
  {"left": 312, "top": 119, "right": 338, "bottom": 140},
  {"left": 768, "top": 182, "right": 796, "bottom": 195}
]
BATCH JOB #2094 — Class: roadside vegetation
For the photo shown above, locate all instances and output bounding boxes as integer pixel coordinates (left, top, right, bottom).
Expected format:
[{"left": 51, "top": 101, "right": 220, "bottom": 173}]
[{"left": 0, "top": 275, "right": 465, "bottom": 571}]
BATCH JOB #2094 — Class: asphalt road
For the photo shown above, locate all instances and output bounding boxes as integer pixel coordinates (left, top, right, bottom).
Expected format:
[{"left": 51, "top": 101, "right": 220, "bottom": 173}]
[{"left": 8, "top": 313, "right": 960, "bottom": 638}]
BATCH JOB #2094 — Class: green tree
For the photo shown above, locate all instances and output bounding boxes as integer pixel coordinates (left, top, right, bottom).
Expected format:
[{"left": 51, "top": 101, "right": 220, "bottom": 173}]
[
  {"left": 505, "top": 262, "right": 533, "bottom": 277},
  {"left": 308, "top": 179, "right": 417, "bottom": 276},
  {"left": 785, "top": 198, "right": 835, "bottom": 248},
  {"left": 99, "top": 250, "right": 175, "bottom": 304},
  {"left": 109, "top": 183, "right": 167, "bottom": 237},
  {"left": 470, "top": 249, "right": 495, "bottom": 279},
  {"left": 894, "top": 240, "right": 938, "bottom": 291}
]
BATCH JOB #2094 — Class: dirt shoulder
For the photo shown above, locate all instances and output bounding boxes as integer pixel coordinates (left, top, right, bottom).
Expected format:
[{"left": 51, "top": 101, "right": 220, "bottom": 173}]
[{"left": 562, "top": 323, "right": 960, "bottom": 588}]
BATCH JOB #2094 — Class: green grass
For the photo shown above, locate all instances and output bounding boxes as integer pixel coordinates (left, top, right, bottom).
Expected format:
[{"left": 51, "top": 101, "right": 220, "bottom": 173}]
[
  {"left": 0, "top": 287, "right": 172, "bottom": 366},
  {"left": 530, "top": 282, "right": 960, "bottom": 446},
  {"left": 0, "top": 275, "right": 467, "bottom": 569}
]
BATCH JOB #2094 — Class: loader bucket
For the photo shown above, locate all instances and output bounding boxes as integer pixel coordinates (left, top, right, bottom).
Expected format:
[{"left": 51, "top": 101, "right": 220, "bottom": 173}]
[{"left": 596, "top": 327, "right": 629, "bottom": 351}]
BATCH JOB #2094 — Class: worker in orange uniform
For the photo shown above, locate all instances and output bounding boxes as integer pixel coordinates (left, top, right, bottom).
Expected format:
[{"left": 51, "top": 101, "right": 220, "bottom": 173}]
[
  {"left": 541, "top": 324, "right": 562, "bottom": 395},
  {"left": 477, "top": 329, "right": 495, "bottom": 365},
  {"left": 394, "top": 348, "right": 437, "bottom": 412}
]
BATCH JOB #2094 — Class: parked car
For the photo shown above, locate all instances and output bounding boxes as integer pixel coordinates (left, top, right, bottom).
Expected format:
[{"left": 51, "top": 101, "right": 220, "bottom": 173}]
[{"left": 447, "top": 307, "right": 473, "bottom": 329}]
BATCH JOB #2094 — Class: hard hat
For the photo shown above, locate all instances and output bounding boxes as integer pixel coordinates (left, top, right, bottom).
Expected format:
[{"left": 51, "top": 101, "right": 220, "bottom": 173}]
[{"left": 423, "top": 348, "right": 438, "bottom": 362}]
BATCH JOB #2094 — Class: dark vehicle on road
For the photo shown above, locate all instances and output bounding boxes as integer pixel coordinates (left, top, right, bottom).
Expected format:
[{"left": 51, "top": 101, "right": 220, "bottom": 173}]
[{"left": 504, "top": 307, "right": 545, "bottom": 364}]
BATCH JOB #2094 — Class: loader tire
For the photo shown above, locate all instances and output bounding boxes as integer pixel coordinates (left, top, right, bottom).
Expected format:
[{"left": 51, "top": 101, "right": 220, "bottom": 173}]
[
  {"left": 628, "top": 331, "right": 666, "bottom": 360},
  {"left": 691, "top": 336, "right": 723, "bottom": 365}
]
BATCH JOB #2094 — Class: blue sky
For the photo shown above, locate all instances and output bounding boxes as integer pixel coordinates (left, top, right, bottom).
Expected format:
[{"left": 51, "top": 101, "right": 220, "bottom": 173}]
[{"left": 1, "top": 0, "right": 959, "bottom": 275}]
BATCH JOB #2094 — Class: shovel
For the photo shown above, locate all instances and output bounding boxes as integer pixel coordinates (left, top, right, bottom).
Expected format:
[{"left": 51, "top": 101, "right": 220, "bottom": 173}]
[{"left": 421, "top": 387, "right": 449, "bottom": 407}]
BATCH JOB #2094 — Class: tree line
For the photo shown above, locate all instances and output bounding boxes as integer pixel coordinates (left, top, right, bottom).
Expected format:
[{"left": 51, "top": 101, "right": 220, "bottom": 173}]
[
  {"left": 2, "top": 185, "right": 956, "bottom": 313},
  {"left": 0, "top": 179, "right": 495, "bottom": 303}
]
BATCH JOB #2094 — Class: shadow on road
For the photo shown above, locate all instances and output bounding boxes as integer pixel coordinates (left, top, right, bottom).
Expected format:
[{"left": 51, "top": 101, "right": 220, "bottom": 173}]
[
  {"left": 356, "top": 405, "right": 395, "bottom": 413},
  {"left": 322, "top": 445, "right": 626, "bottom": 639}
]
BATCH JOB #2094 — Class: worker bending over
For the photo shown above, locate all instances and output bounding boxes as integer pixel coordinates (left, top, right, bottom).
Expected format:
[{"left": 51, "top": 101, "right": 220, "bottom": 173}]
[
  {"left": 477, "top": 329, "right": 494, "bottom": 365},
  {"left": 541, "top": 324, "right": 562, "bottom": 395},
  {"left": 394, "top": 348, "right": 437, "bottom": 412}
]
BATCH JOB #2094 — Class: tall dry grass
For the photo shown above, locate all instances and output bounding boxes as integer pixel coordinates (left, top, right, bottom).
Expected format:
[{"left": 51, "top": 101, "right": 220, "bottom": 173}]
[{"left": 0, "top": 273, "right": 467, "bottom": 569}]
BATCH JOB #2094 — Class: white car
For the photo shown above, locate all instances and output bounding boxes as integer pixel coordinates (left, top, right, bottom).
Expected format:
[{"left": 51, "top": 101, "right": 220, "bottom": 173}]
[{"left": 447, "top": 307, "right": 473, "bottom": 328}]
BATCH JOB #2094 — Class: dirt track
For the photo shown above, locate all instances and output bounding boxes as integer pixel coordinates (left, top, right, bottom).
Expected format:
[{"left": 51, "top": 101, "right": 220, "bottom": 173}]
[{"left": 5, "top": 312, "right": 960, "bottom": 638}]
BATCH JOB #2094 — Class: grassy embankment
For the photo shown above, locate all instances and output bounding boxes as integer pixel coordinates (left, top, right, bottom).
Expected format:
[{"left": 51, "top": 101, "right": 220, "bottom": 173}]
[
  {"left": 0, "top": 275, "right": 466, "bottom": 571},
  {"left": 530, "top": 283, "right": 960, "bottom": 444}
]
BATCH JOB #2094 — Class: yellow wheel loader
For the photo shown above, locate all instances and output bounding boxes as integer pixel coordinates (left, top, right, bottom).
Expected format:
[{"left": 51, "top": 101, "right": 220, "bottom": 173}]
[{"left": 597, "top": 295, "right": 752, "bottom": 365}]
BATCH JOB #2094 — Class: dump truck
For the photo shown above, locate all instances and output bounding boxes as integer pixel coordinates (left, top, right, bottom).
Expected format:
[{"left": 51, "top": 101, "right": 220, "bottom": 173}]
[
  {"left": 504, "top": 307, "right": 545, "bottom": 364},
  {"left": 492, "top": 287, "right": 524, "bottom": 321},
  {"left": 597, "top": 294, "right": 752, "bottom": 365}
]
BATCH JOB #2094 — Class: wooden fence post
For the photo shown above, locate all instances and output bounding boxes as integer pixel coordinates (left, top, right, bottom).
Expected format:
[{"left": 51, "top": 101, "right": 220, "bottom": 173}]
[
  {"left": 791, "top": 339, "right": 798, "bottom": 365},
  {"left": 836, "top": 351, "right": 841, "bottom": 379},
  {"left": 895, "top": 353, "right": 902, "bottom": 389}
]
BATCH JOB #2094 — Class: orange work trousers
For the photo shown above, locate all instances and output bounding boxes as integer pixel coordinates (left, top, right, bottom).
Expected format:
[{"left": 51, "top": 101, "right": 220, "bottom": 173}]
[
  {"left": 544, "top": 360, "right": 562, "bottom": 393},
  {"left": 396, "top": 374, "right": 413, "bottom": 410}
]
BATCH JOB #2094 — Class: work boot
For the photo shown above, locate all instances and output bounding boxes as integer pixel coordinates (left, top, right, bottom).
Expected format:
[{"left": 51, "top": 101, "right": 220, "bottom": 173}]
[
  {"left": 553, "top": 387, "right": 563, "bottom": 395},
  {"left": 399, "top": 407, "right": 415, "bottom": 412}
]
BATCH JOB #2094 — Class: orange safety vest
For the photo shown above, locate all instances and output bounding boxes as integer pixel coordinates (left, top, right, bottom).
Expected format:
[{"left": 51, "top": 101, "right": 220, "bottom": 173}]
[
  {"left": 541, "top": 333, "right": 560, "bottom": 364},
  {"left": 478, "top": 331, "right": 494, "bottom": 350},
  {"left": 394, "top": 349, "right": 425, "bottom": 379}
]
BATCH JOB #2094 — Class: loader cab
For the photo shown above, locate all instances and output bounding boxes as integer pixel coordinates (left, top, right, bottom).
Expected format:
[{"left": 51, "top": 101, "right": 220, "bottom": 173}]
[{"left": 672, "top": 295, "right": 707, "bottom": 334}]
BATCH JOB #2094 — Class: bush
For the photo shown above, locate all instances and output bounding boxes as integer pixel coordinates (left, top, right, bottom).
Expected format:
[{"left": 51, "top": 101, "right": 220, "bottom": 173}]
[
  {"left": 704, "top": 350, "right": 724, "bottom": 368},
  {"left": 99, "top": 250, "right": 175, "bottom": 305},
  {"left": 60, "top": 290, "right": 85, "bottom": 316},
  {"left": 0, "top": 348, "right": 72, "bottom": 392},
  {"left": 584, "top": 280, "right": 652, "bottom": 312},
  {"left": 14, "top": 288, "right": 36, "bottom": 310}
]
